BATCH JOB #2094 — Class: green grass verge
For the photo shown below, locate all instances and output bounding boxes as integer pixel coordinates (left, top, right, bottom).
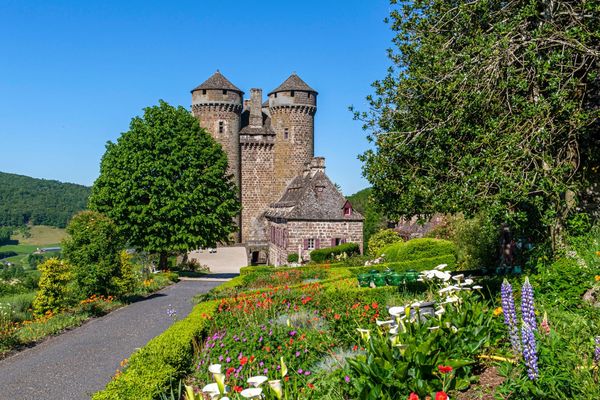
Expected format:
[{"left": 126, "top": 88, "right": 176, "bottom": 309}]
[{"left": 92, "top": 300, "right": 219, "bottom": 400}]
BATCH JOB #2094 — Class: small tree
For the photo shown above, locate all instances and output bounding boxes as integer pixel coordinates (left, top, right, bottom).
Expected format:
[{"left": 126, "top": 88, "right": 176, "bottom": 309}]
[
  {"left": 89, "top": 100, "right": 240, "bottom": 268},
  {"left": 368, "top": 228, "right": 403, "bottom": 257},
  {"left": 62, "top": 211, "right": 124, "bottom": 297},
  {"left": 33, "top": 258, "right": 73, "bottom": 315}
]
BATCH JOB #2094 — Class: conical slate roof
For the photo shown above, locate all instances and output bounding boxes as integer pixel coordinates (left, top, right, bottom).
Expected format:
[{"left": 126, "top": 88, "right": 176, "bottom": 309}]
[
  {"left": 268, "top": 73, "right": 317, "bottom": 95},
  {"left": 191, "top": 71, "right": 243, "bottom": 94}
]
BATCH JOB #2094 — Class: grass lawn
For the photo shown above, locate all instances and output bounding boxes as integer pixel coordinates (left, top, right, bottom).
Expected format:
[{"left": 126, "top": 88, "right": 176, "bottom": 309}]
[{"left": 12, "top": 225, "right": 67, "bottom": 245}]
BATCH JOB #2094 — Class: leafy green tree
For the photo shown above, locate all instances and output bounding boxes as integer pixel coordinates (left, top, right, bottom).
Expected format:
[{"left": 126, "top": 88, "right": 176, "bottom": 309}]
[
  {"left": 346, "top": 188, "right": 387, "bottom": 252},
  {"left": 33, "top": 258, "right": 73, "bottom": 315},
  {"left": 89, "top": 100, "right": 240, "bottom": 268},
  {"left": 62, "top": 211, "right": 124, "bottom": 297},
  {"left": 357, "top": 0, "right": 599, "bottom": 251}
]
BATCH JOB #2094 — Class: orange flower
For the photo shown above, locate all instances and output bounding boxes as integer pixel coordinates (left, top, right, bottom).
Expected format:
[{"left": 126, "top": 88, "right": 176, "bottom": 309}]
[
  {"left": 596, "top": 251, "right": 600, "bottom": 256},
  {"left": 371, "top": 302, "right": 379, "bottom": 309},
  {"left": 334, "top": 313, "right": 341, "bottom": 320},
  {"left": 240, "top": 356, "right": 248, "bottom": 366},
  {"left": 595, "top": 275, "right": 600, "bottom": 282},
  {"left": 307, "top": 383, "right": 315, "bottom": 389},
  {"left": 493, "top": 307, "right": 503, "bottom": 316},
  {"left": 364, "top": 305, "right": 370, "bottom": 311}
]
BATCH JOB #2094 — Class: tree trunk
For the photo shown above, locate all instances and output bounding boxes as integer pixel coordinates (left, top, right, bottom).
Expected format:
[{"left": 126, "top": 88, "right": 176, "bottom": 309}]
[{"left": 159, "top": 251, "right": 168, "bottom": 270}]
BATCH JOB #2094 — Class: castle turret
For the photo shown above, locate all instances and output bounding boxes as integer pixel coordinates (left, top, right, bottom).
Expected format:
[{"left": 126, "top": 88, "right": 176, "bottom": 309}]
[
  {"left": 191, "top": 71, "right": 244, "bottom": 187},
  {"left": 267, "top": 73, "right": 317, "bottom": 198}
]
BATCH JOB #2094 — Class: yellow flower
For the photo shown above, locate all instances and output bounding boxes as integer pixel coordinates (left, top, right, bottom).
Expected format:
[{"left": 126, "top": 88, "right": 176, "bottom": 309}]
[
  {"left": 595, "top": 275, "right": 600, "bottom": 282},
  {"left": 595, "top": 251, "right": 600, "bottom": 256},
  {"left": 493, "top": 307, "right": 503, "bottom": 316}
]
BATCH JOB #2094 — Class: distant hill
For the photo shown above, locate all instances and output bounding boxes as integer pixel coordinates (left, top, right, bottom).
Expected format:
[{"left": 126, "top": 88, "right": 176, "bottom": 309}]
[{"left": 0, "top": 172, "right": 90, "bottom": 228}]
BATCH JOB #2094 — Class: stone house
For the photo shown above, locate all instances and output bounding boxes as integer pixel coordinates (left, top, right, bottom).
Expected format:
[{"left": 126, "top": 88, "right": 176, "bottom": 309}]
[
  {"left": 264, "top": 157, "right": 364, "bottom": 266},
  {"left": 190, "top": 71, "right": 363, "bottom": 263}
]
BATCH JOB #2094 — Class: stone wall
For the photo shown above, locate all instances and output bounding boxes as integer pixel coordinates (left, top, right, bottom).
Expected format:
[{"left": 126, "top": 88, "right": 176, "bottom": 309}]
[
  {"left": 267, "top": 219, "right": 363, "bottom": 266},
  {"left": 240, "top": 137, "right": 275, "bottom": 243}
]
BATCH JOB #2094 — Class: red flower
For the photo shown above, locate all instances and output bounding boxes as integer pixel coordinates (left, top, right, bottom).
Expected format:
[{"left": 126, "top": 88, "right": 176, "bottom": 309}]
[
  {"left": 226, "top": 367, "right": 235, "bottom": 377},
  {"left": 352, "top": 345, "right": 358, "bottom": 351},
  {"left": 307, "top": 383, "right": 315, "bottom": 389},
  {"left": 408, "top": 393, "right": 419, "bottom": 400},
  {"left": 334, "top": 313, "right": 341, "bottom": 320},
  {"left": 435, "top": 391, "right": 448, "bottom": 400},
  {"left": 233, "top": 386, "right": 243, "bottom": 393},
  {"left": 249, "top": 355, "right": 255, "bottom": 363},
  {"left": 240, "top": 356, "right": 248, "bottom": 366},
  {"left": 438, "top": 365, "right": 453, "bottom": 374},
  {"left": 371, "top": 302, "right": 379, "bottom": 309},
  {"left": 364, "top": 304, "right": 370, "bottom": 311}
]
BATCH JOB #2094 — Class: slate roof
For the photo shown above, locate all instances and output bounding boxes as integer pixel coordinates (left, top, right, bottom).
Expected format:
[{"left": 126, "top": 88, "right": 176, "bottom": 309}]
[
  {"left": 265, "top": 167, "right": 363, "bottom": 221},
  {"left": 268, "top": 73, "right": 318, "bottom": 95},
  {"left": 191, "top": 71, "right": 244, "bottom": 94}
]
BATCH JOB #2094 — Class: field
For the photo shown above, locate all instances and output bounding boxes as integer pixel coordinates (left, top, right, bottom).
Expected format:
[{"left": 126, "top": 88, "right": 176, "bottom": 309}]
[{"left": 0, "top": 225, "right": 65, "bottom": 268}]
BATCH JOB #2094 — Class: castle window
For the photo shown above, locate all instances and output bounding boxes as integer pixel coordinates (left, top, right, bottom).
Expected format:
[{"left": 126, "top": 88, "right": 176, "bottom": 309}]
[
  {"left": 218, "top": 121, "right": 224, "bottom": 134},
  {"left": 274, "top": 93, "right": 278, "bottom": 98},
  {"left": 222, "top": 90, "right": 227, "bottom": 95},
  {"left": 284, "top": 128, "right": 289, "bottom": 139},
  {"left": 344, "top": 206, "right": 352, "bottom": 216},
  {"left": 290, "top": 91, "right": 295, "bottom": 97},
  {"left": 202, "top": 89, "right": 206, "bottom": 95},
  {"left": 308, "top": 93, "right": 311, "bottom": 98},
  {"left": 307, "top": 238, "right": 315, "bottom": 250}
]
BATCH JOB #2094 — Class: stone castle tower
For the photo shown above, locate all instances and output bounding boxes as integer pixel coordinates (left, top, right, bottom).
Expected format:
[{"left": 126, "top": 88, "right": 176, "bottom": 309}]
[{"left": 191, "top": 71, "right": 317, "bottom": 245}]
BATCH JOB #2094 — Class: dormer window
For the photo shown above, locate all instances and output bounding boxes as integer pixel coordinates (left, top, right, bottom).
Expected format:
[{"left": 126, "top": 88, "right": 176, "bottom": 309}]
[{"left": 343, "top": 200, "right": 353, "bottom": 216}]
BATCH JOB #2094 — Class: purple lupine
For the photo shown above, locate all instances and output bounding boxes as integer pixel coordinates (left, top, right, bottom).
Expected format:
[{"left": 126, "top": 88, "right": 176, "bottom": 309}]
[
  {"left": 521, "top": 277, "right": 537, "bottom": 331},
  {"left": 521, "top": 322, "right": 538, "bottom": 380},
  {"left": 501, "top": 279, "right": 521, "bottom": 353},
  {"left": 594, "top": 336, "right": 600, "bottom": 364}
]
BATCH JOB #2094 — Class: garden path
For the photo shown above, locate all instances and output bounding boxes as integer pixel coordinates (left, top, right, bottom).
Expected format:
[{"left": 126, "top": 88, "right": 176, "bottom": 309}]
[{"left": 0, "top": 280, "right": 222, "bottom": 400}]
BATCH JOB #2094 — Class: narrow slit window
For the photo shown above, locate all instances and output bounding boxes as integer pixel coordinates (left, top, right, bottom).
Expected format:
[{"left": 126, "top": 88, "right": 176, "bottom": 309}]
[
  {"left": 284, "top": 128, "right": 289, "bottom": 139},
  {"left": 218, "top": 121, "right": 224, "bottom": 134},
  {"left": 290, "top": 90, "right": 295, "bottom": 97}
]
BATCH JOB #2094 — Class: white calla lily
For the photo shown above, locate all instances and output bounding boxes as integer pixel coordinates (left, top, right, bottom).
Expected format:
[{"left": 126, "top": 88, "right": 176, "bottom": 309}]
[
  {"left": 208, "top": 364, "right": 222, "bottom": 374},
  {"left": 240, "top": 387, "right": 263, "bottom": 398},
  {"left": 247, "top": 375, "right": 268, "bottom": 387}
]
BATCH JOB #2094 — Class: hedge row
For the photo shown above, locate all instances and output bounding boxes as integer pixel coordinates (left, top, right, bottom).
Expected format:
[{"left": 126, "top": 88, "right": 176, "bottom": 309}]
[
  {"left": 92, "top": 300, "right": 219, "bottom": 400},
  {"left": 350, "top": 254, "right": 457, "bottom": 275},
  {"left": 381, "top": 238, "right": 457, "bottom": 262},
  {"left": 310, "top": 242, "right": 361, "bottom": 263}
]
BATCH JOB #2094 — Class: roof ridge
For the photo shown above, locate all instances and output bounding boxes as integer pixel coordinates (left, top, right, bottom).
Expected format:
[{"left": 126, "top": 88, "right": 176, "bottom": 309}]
[{"left": 191, "top": 71, "right": 244, "bottom": 93}]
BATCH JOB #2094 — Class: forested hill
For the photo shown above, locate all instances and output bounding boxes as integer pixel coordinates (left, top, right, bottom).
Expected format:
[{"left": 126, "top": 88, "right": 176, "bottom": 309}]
[{"left": 0, "top": 172, "right": 90, "bottom": 228}]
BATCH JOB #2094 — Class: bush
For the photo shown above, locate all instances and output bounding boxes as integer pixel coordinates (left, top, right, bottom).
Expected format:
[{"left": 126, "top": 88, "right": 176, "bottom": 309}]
[
  {"left": 92, "top": 301, "right": 219, "bottom": 400},
  {"left": 111, "top": 251, "right": 138, "bottom": 296},
  {"left": 381, "top": 238, "right": 457, "bottom": 263},
  {"left": 239, "top": 265, "right": 274, "bottom": 276},
  {"left": 310, "top": 243, "right": 361, "bottom": 263},
  {"left": 32, "top": 258, "right": 74, "bottom": 315},
  {"left": 62, "top": 211, "right": 126, "bottom": 297},
  {"left": 287, "top": 253, "right": 299, "bottom": 263},
  {"left": 368, "top": 228, "right": 403, "bottom": 257},
  {"left": 0, "top": 251, "right": 17, "bottom": 260}
]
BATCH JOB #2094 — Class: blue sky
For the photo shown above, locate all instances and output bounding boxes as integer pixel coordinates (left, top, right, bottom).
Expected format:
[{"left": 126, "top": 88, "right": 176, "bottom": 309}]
[{"left": 0, "top": 1, "right": 393, "bottom": 195}]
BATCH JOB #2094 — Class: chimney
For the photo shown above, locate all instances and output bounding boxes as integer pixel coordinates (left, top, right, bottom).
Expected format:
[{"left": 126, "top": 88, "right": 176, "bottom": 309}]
[
  {"left": 250, "top": 88, "right": 263, "bottom": 127},
  {"left": 243, "top": 99, "right": 251, "bottom": 112},
  {"left": 310, "top": 157, "right": 325, "bottom": 176},
  {"left": 303, "top": 161, "right": 311, "bottom": 177}
]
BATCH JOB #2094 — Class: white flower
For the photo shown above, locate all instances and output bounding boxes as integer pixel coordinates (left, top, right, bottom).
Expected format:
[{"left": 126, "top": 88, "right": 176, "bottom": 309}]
[
  {"left": 357, "top": 328, "right": 371, "bottom": 341},
  {"left": 434, "top": 307, "right": 445, "bottom": 316},
  {"left": 435, "top": 264, "right": 448, "bottom": 270},
  {"left": 428, "top": 326, "right": 440, "bottom": 331},
  {"left": 388, "top": 306, "right": 404, "bottom": 317},
  {"left": 208, "top": 364, "right": 222, "bottom": 374},
  {"left": 452, "top": 274, "right": 464, "bottom": 282},
  {"left": 472, "top": 285, "right": 483, "bottom": 290},
  {"left": 389, "top": 325, "right": 399, "bottom": 335},
  {"left": 240, "top": 387, "right": 263, "bottom": 398},
  {"left": 438, "top": 285, "right": 460, "bottom": 294},
  {"left": 247, "top": 376, "right": 268, "bottom": 387},
  {"left": 268, "top": 380, "right": 283, "bottom": 399},
  {"left": 443, "top": 295, "right": 460, "bottom": 304},
  {"left": 464, "top": 278, "right": 474, "bottom": 285},
  {"left": 376, "top": 319, "right": 394, "bottom": 327},
  {"left": 202, "top": 383, "right": 220, "bottom": 394},
  {"left": 434, "top": 270, "right": 452, "bottom": 281}
]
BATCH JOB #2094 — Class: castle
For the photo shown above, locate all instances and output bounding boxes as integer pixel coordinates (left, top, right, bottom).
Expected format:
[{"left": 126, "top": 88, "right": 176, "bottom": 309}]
[{"left": 191, "top": 71, "right": 363, "bottom": 265}]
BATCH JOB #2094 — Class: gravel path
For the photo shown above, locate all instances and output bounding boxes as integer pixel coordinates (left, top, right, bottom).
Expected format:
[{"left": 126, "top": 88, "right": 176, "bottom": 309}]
[{"left": 0, "top": 280, "right": 222, "bottom": 400}]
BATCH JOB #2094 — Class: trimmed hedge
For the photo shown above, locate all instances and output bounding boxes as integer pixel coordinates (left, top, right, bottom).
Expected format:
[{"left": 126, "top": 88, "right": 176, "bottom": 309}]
[
  {"left": 350, "top": 254, "right": 457, "bottom": 275},
  {"left": 310, "top": 242, "right": 361, "bottom": 263},
  {"left": 381, "top": 238, "right": 457, "bottom": 262},
  {"left": 239, "top": 265, "right": 274, "bottom": 276},
  {"left": 92, "top": 300, "right": 218, "bottom": 400}
]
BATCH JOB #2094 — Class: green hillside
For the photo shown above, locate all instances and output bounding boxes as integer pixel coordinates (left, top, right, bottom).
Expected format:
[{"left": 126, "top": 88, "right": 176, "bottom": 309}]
[{"left": 0, "top": 172, "right": 90, "bottom": 228}]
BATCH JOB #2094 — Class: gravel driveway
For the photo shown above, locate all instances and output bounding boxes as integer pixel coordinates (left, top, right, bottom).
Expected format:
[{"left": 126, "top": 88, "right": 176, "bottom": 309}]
[{"left": 0, "top": 280, "right": 221, "bottom": 400}]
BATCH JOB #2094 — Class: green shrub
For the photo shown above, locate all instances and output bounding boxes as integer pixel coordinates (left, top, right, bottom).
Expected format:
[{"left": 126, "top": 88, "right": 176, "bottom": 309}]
[
  {"left": 32, "top": 258, "right": 74, "bottom": 315},
  {"left": 239, "top": 265, "right": 274, "bottom": 276},
  {"left": 92, "top": 301, "right": 219, "bottom": 400},
  {"left": 381, "top": 238, "right": 457, "bottom": 263},
  {"left": 111, "top": 251, "right": 138, "bottom": 296},
  {"left": 310, "top": 243, "right": 361, "bottom": 263},
  {"left": 351, "top": 254, "right": 457, "bottom": 275},
  {"left": 287, "top": 253, "right": 299, "bottom": 263},
  {"left": 0, "top": 251, "right": 18, "bottom": 259},
  {"left": 62, "top": 211, "right": 126, "bottom": 297},
  {"left": 368, "top": 228, "right": 403, "bottom": 256}
]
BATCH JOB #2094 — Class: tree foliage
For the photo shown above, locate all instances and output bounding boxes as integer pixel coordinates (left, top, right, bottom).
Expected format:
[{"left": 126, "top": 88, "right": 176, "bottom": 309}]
[
  {"left": 0, "top": 172, "right": 90, "bottom": 228},
  {"left": 89, "top": 101, "right": 240, "bottom": 267},
  {"left": 346, "top": 188, "right": 387, "bottom": 251},
  {"left": 62, "top": 211, "right": 125, "bottom": 297},
  {"left": 33, "top": 258, "right": 73, "bottom": 315},
  {"left": 358, "top": 0, "right": 599, "bottom": 249},
  {"left": 368, "top": 228, "right": 403, "bottom": 257}
]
